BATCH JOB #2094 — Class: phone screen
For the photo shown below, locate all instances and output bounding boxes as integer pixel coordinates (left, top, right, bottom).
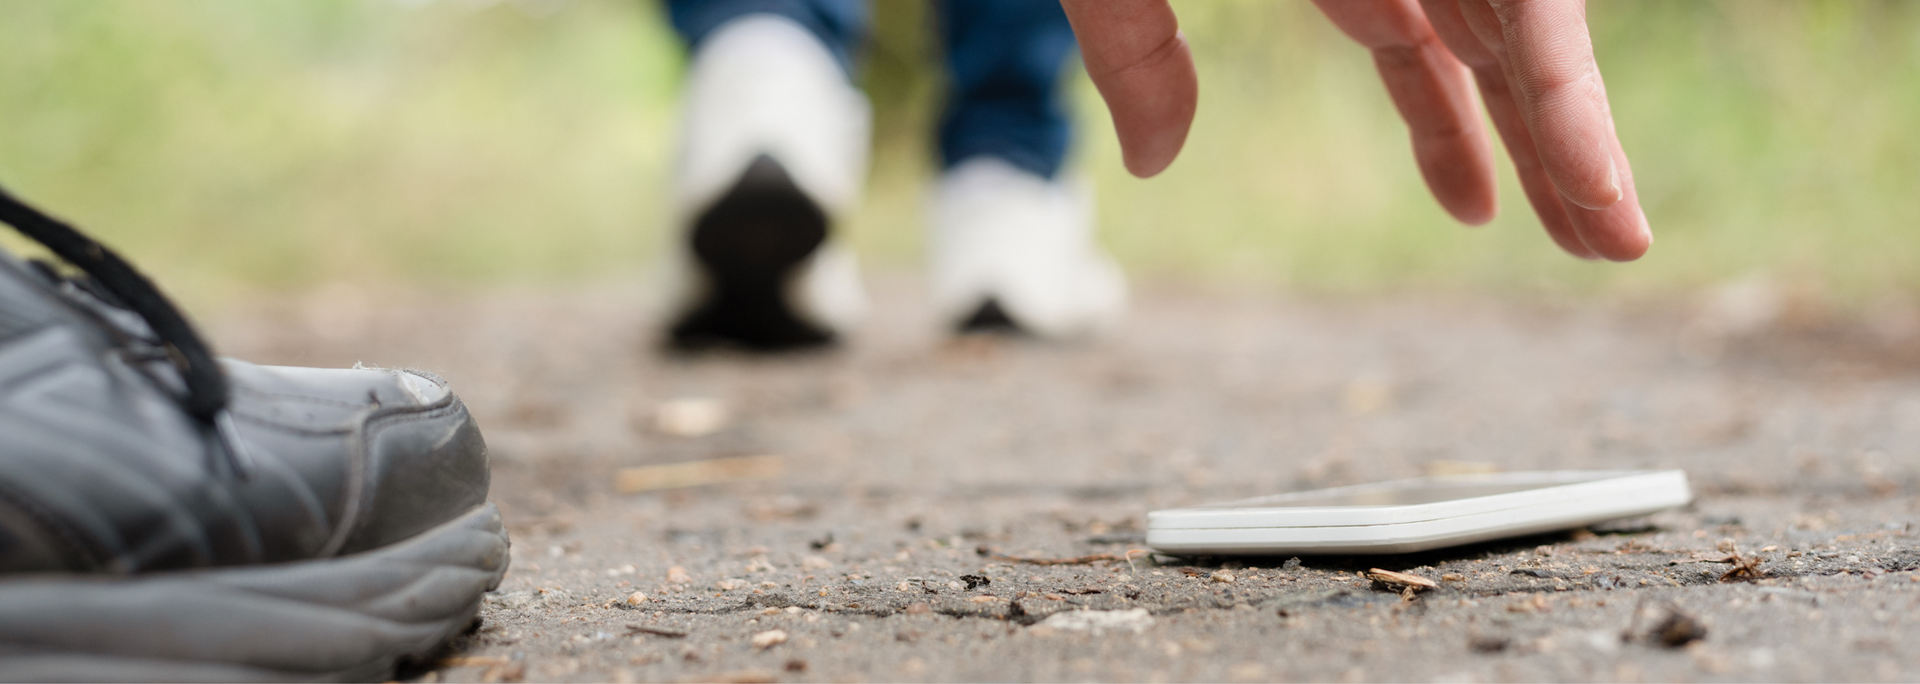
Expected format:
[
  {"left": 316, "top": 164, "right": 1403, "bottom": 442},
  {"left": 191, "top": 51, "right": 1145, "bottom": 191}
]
[{"left": 1196, "top": 475, "right": 1614, "bottom": 509}]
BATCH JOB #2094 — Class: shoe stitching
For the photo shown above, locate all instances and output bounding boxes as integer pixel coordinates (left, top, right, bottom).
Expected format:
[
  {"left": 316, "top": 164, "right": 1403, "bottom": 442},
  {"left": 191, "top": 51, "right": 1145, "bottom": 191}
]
[{"left": 226, "top": 409, "right": 356, "bottom": 436}]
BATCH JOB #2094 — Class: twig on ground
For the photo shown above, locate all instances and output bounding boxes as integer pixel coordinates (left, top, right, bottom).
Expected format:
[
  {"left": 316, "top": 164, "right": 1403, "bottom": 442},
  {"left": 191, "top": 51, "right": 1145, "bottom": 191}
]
[
  {"left": 613, "top": 455, "right": 783, "bottom": 493},
  {"left": 979, "top": 547, "right": 1149, "bottom": 569},
  {"left": 625, "top": 624, "right": 689, "bottom": 638}
]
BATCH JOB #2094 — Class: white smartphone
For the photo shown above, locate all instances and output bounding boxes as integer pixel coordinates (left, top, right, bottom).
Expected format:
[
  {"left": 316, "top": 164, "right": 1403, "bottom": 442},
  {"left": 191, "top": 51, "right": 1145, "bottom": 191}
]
[{"left": 1147, "top": 470, "right": 1691, "bottom": 555}]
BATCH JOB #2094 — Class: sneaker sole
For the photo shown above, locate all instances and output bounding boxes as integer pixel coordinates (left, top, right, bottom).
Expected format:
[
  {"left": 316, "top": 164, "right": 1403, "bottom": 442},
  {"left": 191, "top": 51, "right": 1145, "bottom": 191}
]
[
  {"left": 670, "top": 154, "right": 833, "bottom": 350},
  {"left": 0, "top": 502, "right": 510, "bottom": 682}
]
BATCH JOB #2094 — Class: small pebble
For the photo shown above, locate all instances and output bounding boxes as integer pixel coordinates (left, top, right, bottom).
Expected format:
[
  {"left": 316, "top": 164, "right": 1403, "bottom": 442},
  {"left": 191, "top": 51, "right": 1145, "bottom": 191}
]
[
  {"left": 624, "top": 592, "right": 649, "bottom": 606},
  {"left": 1210, "top": 570, "right": 1236, "bottom": 584},
  {"left": 654, "top": 397, "right": 729, "bottom": 436},
  {"left": 751, "top": 629, "right": 788, "bottom": 649}
]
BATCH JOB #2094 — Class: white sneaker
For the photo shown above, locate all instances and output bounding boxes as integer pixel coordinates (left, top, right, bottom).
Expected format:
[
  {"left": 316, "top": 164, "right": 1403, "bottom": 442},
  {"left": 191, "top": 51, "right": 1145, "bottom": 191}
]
[
  {"left": 665, "top": 15, "right": 870, "bottom": 349},
  {"left": 928, "top": 157, "right": 1128, "bottom": 338}
]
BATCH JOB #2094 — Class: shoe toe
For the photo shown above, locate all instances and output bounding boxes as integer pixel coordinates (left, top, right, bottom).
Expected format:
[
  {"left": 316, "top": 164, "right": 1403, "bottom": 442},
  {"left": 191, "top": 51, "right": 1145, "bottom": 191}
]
[{"left": 223, "top": 362, "right": 490, "bottom": 559}]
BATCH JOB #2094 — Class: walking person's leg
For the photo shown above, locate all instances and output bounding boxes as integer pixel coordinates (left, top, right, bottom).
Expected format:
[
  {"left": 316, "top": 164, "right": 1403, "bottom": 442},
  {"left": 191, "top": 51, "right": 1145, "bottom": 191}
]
[
  {"left": 929, "top": 0, "right": 1126, "bottom": 338},
  {"left": 935, "top": 0, "right": 1076, "bottom": 182},
  {"left": 662, "top": 0, "right": 873, "bottom": 350}
]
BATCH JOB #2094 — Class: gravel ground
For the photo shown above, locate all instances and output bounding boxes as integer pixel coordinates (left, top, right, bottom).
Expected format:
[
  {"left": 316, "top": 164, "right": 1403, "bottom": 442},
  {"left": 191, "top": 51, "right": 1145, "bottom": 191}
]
[{"left": 208, "top": 276, "right": 1920, "bottom": 683}]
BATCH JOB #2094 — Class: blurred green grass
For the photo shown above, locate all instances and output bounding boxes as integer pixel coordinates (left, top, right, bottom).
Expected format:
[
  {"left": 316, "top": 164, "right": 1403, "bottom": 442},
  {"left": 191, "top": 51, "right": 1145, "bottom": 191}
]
[{"left": 2, "top": 0, "right": 1916, "bottom": 310}]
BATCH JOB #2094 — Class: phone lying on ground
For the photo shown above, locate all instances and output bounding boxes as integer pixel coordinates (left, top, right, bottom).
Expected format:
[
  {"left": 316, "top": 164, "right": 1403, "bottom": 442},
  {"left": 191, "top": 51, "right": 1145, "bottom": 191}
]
[{"left": 1147, "top": 470, "right": 1691, "bottom": 556}]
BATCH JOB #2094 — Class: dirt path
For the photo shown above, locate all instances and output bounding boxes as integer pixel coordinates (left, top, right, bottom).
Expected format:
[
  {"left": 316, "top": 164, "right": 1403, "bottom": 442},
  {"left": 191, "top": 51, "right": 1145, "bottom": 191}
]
[{"left": 209, "top": 277, "right": 1920, "bottom": 682}]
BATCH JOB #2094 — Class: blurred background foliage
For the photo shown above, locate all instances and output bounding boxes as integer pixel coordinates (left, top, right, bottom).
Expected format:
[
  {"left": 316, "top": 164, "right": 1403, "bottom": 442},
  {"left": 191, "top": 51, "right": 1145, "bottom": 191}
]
[{"left": 1, "top": 0, "right": 1916, "bottom": 311}]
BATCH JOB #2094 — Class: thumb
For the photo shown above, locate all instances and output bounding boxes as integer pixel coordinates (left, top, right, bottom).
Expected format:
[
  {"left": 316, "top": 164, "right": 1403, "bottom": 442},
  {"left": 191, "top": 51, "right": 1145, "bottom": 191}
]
[{"left": 1060, "top": 0, "right": 1198, "bottom": 178}]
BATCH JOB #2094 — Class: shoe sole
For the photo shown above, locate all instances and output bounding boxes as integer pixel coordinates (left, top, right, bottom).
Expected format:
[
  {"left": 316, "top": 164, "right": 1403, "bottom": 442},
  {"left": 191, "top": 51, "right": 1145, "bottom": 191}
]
[
  {"left": 0, "top": 503, "right": 510, "bottom": 682},
  {"left": 956, "top": 298, "right": 1028, "bottom": 336},
  {"left": 671, "top": 154, "right": 833, "bottom": 350}
]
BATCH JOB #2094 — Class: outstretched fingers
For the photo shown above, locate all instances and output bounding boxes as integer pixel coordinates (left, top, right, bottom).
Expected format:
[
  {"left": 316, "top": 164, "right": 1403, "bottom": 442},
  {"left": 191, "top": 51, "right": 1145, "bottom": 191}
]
[
  {"left": 1311, "top": 0, "right": 1497, "bottom": 225},
  {"left": 1059, "top": 0, "right": 1199, "bottom": 178},
  {"left": 1425, "top": 0, "right": 1649, "bottom": 261}
]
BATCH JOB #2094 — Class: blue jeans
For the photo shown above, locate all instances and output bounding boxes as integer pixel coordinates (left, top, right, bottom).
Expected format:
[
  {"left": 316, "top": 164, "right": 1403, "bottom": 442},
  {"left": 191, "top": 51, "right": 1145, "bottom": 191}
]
[{"left": 666, "top": 0, "right": 1078, "bottom": 180}]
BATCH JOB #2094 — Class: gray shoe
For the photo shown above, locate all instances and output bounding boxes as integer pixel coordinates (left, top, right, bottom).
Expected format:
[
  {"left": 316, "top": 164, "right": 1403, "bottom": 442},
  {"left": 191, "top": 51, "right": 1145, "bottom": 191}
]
[{"left": 0, "top": 186, "right": 508, "bottom": 681}]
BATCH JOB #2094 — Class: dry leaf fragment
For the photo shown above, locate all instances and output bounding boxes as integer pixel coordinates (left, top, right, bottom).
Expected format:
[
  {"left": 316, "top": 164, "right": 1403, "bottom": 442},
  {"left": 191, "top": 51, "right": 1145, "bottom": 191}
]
[
  {"left": 1365, "top": 568, "right": 1437, "bottom": 590},
  {"left": 1719, "top": 553, "right": 1765, "bottom": 582}
]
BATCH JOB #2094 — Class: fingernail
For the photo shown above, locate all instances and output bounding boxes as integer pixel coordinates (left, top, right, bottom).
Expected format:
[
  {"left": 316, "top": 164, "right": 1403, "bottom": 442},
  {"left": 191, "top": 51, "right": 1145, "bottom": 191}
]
[{"left": 1606, "top": 153, "right": 1623, "bottom": 204}]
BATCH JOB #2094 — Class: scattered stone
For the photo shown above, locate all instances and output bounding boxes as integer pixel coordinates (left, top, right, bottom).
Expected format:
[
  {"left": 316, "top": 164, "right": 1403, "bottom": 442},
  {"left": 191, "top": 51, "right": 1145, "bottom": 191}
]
[
  {"left": 624, "top": 591, "right": 649, "bottom": 606},
  {"left": 1468, "top": 634, "right": 1511, "bottom": 653},
  {"left": 959, "top": 574, "right": 991, "bottom": 590},
  {"left": 714, "top": 578, "right": 747, "bottom": 591},
  {"left": 1036, "top": 609, "right": 1154, "bottom": 635},
  {"left": 801, "top": 555, "right": 833, "bottom": 570},
  {"left": 1210, "top": 570, "right": 1236, "bottom": 584},
  {"left": 1268, "top": 589, "right": 1394, "bottom": 617},
  {"left": 654, "top": 397, "right": 728, "bottom": 437},
  {"left": 484, "top": 588, "right": 571, "bottom": 611},
  {"left": 1507, "top": 594, "right": 1549, "bottom": 613},
  {"left": 1649, "top": 610, "right": 1707, "bottom": 648},
  {"left": 1440, "top": 573, "right": 1466, "bottom": 582},
  {"left": 667, "top": 566, "right": 692, "bottom": 584},
  {"left": 751, "top": 629, "right": 789, "bottom": 649},
  {"left": 969, "top": 595, "right": 1001, "bottom": 603}
]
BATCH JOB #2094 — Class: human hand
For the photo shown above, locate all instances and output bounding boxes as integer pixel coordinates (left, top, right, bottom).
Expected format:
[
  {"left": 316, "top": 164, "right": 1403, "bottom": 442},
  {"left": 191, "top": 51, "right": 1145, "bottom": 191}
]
[{"left": 1059, "top": 0, "right": 1650, "bottom": 261}]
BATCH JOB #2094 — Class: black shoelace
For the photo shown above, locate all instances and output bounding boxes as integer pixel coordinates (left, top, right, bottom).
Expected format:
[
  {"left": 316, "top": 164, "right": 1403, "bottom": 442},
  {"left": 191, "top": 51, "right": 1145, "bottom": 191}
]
[{"left": 0, "top": 182, "right": 251, "bottom": 478}]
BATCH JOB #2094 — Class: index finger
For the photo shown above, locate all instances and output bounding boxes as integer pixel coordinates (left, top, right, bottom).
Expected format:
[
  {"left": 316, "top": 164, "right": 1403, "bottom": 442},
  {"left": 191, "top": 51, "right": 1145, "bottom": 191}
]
[{"left": 1059, "top": 0, "right": 1199, "bottom": 178}]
